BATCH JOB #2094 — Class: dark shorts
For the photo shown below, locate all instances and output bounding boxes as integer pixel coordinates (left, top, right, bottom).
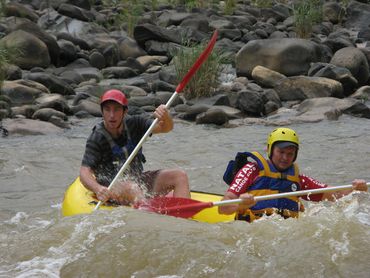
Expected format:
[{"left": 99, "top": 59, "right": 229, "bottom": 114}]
[{"left": 140, "top": 169, "right": 161, "bottom": 192}]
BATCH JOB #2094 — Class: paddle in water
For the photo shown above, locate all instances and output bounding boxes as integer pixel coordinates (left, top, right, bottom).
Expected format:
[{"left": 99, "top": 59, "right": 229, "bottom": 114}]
[
  {"left": 94, "top": 30, "right": 219, "bottom": 211},
  {"left": 135, "top": 182, "right": 370, "bottom": 219}
]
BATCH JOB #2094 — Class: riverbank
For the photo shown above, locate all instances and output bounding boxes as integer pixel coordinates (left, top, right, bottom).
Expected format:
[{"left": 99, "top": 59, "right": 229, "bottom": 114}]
[{"left": 1, "top": 0, "right": 370, "bottom": 136}]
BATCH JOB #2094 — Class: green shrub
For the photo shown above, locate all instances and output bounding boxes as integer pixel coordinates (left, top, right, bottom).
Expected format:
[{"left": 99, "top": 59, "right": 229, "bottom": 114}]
[
  {"left": 171, "top": 39, "right": 229, "bottom": 100},
  {"left": 251, "top": 0, "right": 273, "bottom": 9},
  {"left": 100, "top": 0, "right": 143, "bottom": 36},
  {"left": 338, "top": 0, "right": 350, "bottom": 23},
  {"left": 224, "top": 0, "right": 236, "bottom": 15},
  {"left": 0, "top": 0, "right": 6, "bottom": 18},
  {"left": 122, "top": 0, "right": 143, "bottom": 37},
  {"left": 293, "top": 0, "right": 323, "bottom": 38}
]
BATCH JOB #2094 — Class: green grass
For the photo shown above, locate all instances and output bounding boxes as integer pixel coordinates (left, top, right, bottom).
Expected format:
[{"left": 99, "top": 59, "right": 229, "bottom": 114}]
[
  {"left": 100, "top": 0, "right": 143, "bottom": 36},
  {"left": 171, "top": 39, "right": 229, "bottom": 100},
  {"left": 251, "top": 0, "right": 273, "bottom": 9},
  {"left": 293, "top": 0, "right": 323, "bottom": 38},
  {"left": 224, "top": 0, "right": 236, "bottom": 15},
  {"left": 0, "top": 0, "right": 6, "bottom": 17}
]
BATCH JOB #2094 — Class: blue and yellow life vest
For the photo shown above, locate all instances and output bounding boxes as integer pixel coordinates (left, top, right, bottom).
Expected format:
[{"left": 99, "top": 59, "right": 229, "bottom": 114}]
[{"left": 233, "top": 151, "right": 304, "bottom": 222}]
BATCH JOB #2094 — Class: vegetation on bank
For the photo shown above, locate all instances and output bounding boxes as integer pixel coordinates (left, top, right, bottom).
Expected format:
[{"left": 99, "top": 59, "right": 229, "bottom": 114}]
[
  {"left": 171, "top": 40, "right": 229, "bottom": 99},
  {"left": 0, "top": 0, "right": 367, "bottom": 99},
  {"left": 96, "top": 0, "right": 328, "bottom": 98}
]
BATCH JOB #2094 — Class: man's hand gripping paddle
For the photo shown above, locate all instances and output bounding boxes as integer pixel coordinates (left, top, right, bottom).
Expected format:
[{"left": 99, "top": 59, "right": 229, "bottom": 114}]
[{"left": 94, "top": 30, "right": 219, "bottom": 211}]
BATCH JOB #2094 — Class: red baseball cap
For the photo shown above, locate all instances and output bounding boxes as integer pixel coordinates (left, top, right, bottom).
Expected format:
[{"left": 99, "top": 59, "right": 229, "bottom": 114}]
[{"left": 100, "top": 89, "right": 128, "bottom": 107}]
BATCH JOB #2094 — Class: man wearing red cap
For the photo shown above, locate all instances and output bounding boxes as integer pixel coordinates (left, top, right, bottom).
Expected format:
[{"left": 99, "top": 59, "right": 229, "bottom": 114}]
[{"left": 80, "top": 89, "right": 190, "bottom": 205}]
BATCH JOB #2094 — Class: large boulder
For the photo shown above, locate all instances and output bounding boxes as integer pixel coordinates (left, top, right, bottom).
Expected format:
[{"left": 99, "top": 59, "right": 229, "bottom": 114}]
[
  {"left": 12, "top": 21, "right": 61, "bottom": 66},
  {"left": 118, "top": 37, "right": 147, "bottom": 60},
  {"left": 1, "top": 80, "right": 49, "bottom": 106},
  {"left": 5, "top": 2, "right": 39, "bottom": 22},
  {"left": 2, "top": 118, "right": 62, "bottom": 136},
  {"left": 0, "top": 30, "right": 50, "bottom": 69},
  {"left": 236, "top": 38, "right": 324, "bottom": 77},
  {"left": 251, "top": 65, "right": 286, "bottom": 88},
  {"left": 345, "top": 1, "right": 370, "bottom": 30},
  {"left": 330, "top": 47, "right": 370, "bottom": 86},
  {"left": 308, "top": 62, "right": 359, "bottom": 96},
  {"left": 57, "top": 3, "right": 94, "bottom": 22},
  {"left": 23, "top": 72, "right": 75, "bottom": 95},
  {"left": 275, "top": 76, "right": 344, "bottom": 101},
  {"left": 133, "top": 24, "right": 183, "bottom": 47},
  {"left": 195, "top": 107, "right": 229, "bottom": 125},
  {"left": 297, "top": 97, "right": 370, "bottom": 120}
]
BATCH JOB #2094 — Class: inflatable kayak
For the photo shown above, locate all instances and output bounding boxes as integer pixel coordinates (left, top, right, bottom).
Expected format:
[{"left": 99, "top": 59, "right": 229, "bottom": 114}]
[{"left": 62, "top": 177, "right": 236, "bottom": 223}]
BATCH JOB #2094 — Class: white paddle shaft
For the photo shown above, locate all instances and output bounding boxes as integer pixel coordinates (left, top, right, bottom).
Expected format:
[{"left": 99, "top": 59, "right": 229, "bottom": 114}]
[{"left": 213, "top": 183, "right": 370, "bottom": 206}]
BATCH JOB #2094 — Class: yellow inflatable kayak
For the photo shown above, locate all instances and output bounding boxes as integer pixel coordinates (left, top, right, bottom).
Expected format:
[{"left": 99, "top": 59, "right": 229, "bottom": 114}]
[{"left": 62, "top": 177, "right": 236, "bottom": 223}]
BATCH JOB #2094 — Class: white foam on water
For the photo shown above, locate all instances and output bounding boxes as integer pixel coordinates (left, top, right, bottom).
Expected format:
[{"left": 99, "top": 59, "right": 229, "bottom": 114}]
[
  {"left": 329, "top": 232, "right": 350, "bottom": 264},
  {"left": 14, "top": 256, "right": 65, "bottom": 278},
  {"left": 2, "top": 213, "right": 129, "bottom": 277},
  {"left": 356, "top": 212, "right": 370, "bottom": 226},
  {"left": 14, "top": 165, "right": 25, "bottom": 172},
  {"left": 50, "top": 203, "right": 61, "bottom": 209},
  {"left": 5, "top": 212, "right": 28, "bottom": 224}
]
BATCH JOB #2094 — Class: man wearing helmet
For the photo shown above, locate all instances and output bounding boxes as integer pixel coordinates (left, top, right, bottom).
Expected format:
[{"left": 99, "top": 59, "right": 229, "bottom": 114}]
[
  {"left": 80, "top": 89, "right": 190, "bottom": 205},
  {"left": 219, "top": 127, "right": 368, "bottom": 222}
]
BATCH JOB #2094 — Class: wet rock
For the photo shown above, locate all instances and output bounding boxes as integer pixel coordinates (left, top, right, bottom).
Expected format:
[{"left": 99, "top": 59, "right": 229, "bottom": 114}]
[
  {"left": 58, "top": 39, "right": 78, "bottom": 66},
  {"left": 134, "top": 24, "right": 182, "bottom": 47},
  {"left": 0, "top": 30, "right": 50, "bottom": 69},
  {"left": 12, "top": 21, "right": 60, "bottom": 66},
  {"left": 196, "top": 107, "right": 229, "bottom": 125},
  {"left": 5, "top": 2, "right": 39, "bottom": 22},
  {"left": 102, "top": 67, "right": 138, "bottom": 79},
  {"left": 330, "top": 46, "right": 370, "bottom": 86},
  {"left": 89, "top": 50, "right": 106, "bottom": 70},
  {"left": 23, "top": 72, "right": 75, "bottom": 95},
  {"left": 32, "top": 107, "right": 67, "bottom": 122},
  {"left": 57, "top": 32, "right": 90, "bottom": 50},
  {"left": 308, "top": 62, "right": 358, "bottom": 96},
  {"left": 128, "top": 95, "right": 161, "bottom": 107},
  {"left": 36, "top": 94, "right": 72, "bottom": 115},
  {"left": 296, "top": 97, "right": 369, "bottom": 121},
  {"left": 57, "top": 3, "right": 94, "bottom": 22},
  {"left": 1, "top": 80, "right": 49, "bottom": 106},
  {"left": 275, "top": 76, "right": 344, "bottom": 100},
  {"left": 252, "top": 65, "right": 286, "bottom": 88},
  {"left": 11, "top": 105, "right": 37, "bottom": 118},
  {"left": 236, "top": 38, "right": 324, "bottom": 77},
  {"left": 2, "top": 118, "right": 63, "bottom": 135},
  {"left": 236, "top": 90, "right": 265, "bottom": 116},
  {"left": 349, "top": 86, "right": 370, "bottom": 101},
  {"left": 178, "top": 104, "right": 211, "bottom": 121},
  {"left": 71, "top": 98, "right": 101, "bottom": 117},
  {"left": 3, "top": 64, "right": 22, "bottom": 80},
  {"left": 118, "top": 37, "right": 147, "bottom": 60}
]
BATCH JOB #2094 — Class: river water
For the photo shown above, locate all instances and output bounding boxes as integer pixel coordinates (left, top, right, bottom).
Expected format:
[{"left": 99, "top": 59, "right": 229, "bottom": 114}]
[{"left": 1, "top": 116, "right": 370, "bottom": 277}]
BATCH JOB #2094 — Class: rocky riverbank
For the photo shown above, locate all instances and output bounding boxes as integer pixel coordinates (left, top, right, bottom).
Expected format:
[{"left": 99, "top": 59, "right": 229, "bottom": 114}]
[{"left": 1, "top": 0, "right": 370, "bottom": 136}]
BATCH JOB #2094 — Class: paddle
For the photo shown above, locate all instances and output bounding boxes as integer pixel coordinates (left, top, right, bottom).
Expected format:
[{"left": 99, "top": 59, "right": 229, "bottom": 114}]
[
  {"left": 94, "top": 30, "right": 219, "bottom": 211},
  {"left": 136, "top": 182, "right": 370, "bottom": 218}
]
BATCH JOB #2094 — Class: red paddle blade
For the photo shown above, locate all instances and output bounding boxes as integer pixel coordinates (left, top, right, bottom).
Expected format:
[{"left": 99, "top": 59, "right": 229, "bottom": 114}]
[
  {"left": 134, "top": 197, "right": 213, "bottom": 218},
  {"left": 175, "top": 29, "right": 218, "bottom": 93}
]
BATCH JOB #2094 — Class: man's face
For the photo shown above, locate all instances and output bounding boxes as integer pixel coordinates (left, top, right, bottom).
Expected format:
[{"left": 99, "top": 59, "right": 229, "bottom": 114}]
[
  {"left": 271, "top": 145, "right": 297, "bottom": 171},
  {"left": 102, "top": 101, "right": 125, "bottom": 130}
]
